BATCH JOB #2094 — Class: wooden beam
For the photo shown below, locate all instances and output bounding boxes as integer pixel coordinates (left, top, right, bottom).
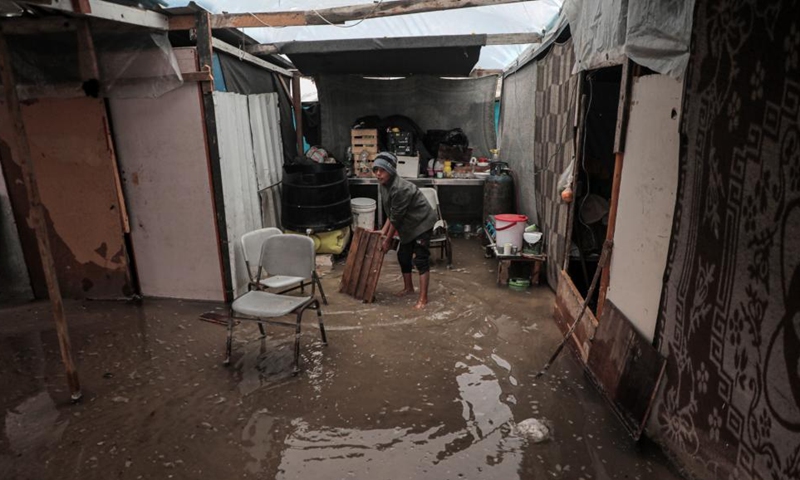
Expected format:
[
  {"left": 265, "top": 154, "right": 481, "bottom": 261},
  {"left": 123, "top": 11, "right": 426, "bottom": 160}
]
[
  {"left": 0, "top": 29, "right": 82, "bottom": 401},
  {"left": 292, "top": 73, "right": 303, "bottom": 154},
  {"left": 244, "top": 31, "right": 541, "bottom": 56},
  {"left": 76, "top": 19, "right": 99, "bottom": 81},
  {"left": 196, "top": 11, "right": 233, "bottom": 302},
  {"left": 170, "top": 0, "right": 535, "bottom": 30},
  {"left": 32, "top": 0, "right": 169, "bottom": 30},
  {"left": 70, "top": 0, "right": 92, "bottom": 14},
  {"left": 211, "top": 38, "right": 293, "bottom": 78},
  {"left": 245, "top": 44, "right": 280, "bottom": 56},
  {"left": 485, "top": 32, "right": 542, "bottom": 45},
  {"left": 0, "top": 18, "right": 78, "bottom": 35},
  {"left": 597, "top": 61, "right": 634, "bottom": 317}
]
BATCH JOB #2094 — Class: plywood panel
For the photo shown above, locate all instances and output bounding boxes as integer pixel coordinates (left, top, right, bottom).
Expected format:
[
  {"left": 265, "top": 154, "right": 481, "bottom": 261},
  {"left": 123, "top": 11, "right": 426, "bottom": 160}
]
[
  {"left": 606, "top": 75, "right": 682, "bottom": 342},
  {"left": 0, "top": 97, "right": 131, "bottom": 299},
  {"left": 587, "top": 300, "right": 666, "bottom": 439},
  {"left": 214, "top": 91, "right": 263, "bottom": 298},
  {"left": 553, "top": 269, "right": 598, "bottom": 363},
  {"left": 109, "top": 48, "right": 224, "bottom": 301}
]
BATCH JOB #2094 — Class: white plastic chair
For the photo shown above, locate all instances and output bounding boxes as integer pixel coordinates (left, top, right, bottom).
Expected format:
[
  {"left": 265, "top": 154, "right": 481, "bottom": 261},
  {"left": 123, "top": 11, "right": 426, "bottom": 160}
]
[
  {"left": 241, "top": 227, "right": 282, "bottom": 290},
  {"left": 419, "top": 188, "right": 452, "bottom": 267},
  {"left": 242, "top": 227, "right": 328, "bottom": 305},
  {"left": 227, "top": 234, "right": 328, "bottom": 374}
]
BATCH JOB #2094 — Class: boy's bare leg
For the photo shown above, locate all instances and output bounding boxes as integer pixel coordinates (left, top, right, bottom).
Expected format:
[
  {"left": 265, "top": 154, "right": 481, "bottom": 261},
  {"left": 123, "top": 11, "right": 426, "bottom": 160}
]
[
  {"left": 396, "top": 273, "right": 415, "bottom": 296},
  {"left": 413, "top": 272, "right": 430, "bottom": 309}
]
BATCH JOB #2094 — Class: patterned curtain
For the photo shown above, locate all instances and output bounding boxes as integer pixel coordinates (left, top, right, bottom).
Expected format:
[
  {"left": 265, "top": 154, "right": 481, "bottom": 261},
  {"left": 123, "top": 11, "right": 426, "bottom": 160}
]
[
  {"left": 533, "top": 39, "right": 578, "bottom": 290},
  {"left": 652, "top": 1, "right": 800, "bottom": 478}
]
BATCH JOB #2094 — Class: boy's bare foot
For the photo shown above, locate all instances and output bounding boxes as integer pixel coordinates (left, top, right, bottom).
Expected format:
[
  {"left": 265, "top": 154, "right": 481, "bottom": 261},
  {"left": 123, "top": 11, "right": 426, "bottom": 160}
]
[
  {"left": 413, "top": 299, "right": 427, "bottom": 309},
  {"left": 395, "top": 288, "right": 415, "bottom": 297}
]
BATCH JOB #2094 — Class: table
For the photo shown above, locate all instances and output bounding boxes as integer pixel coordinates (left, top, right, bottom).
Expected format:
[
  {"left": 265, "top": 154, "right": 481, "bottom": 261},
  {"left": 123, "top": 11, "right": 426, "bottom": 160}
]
[
  {"left": 348, "top": 177, "right": 485, "bottom": 227},
  {"left": 489, "top": 245, "right": 546, "bottom": 286}
]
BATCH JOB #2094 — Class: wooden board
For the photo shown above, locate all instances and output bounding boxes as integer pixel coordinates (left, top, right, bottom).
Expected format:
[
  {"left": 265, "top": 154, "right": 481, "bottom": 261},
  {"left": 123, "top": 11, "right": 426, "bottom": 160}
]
[
  {"left": 587, "top": 299, "right": 667, "bottom": 439},
  {"left": 339, "top": 228, "right": 386, "bottom": 303},
  {"left": 351, "top": 129, "right": 378, "bottom": 155},
  {"left": 553, "top": 269, "right": 598, "bottom": 363}
]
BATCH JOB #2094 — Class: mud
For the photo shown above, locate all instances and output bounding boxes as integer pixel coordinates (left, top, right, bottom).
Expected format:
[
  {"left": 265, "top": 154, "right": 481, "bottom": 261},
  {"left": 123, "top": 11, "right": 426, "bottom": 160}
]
[{"left": 0, "top": 238, "right": 682, "bottom": 479}]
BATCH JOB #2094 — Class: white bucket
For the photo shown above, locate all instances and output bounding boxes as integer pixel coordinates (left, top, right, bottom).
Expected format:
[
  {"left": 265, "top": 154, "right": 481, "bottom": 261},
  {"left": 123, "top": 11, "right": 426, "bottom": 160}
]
[
  {"left": 351, "top": 197, "right": 377, "bottom": 230},
  {"left": 495, "top": 214, "right": 528, "bottom": 250}
]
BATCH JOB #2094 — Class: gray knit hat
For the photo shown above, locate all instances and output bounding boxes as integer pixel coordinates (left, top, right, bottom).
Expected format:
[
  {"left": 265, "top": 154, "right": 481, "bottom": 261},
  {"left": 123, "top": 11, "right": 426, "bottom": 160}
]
[{"left": 372, "top": 152, "right": 398, "bottom": 176}]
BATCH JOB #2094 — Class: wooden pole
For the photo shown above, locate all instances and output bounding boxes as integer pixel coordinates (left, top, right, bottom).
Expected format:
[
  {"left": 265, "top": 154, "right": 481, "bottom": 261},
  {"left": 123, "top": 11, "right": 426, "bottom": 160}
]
[
  {"left": 596, "top": 59, "right": 634, "bottom": 317},
  {"left": 0, "top": 30, "right": 82, "bottom": 401},
  {"left": 291, "top": 74, "right": 303, "bottom": 155},
  {"left": 170, "top": 0, "right": 536, "bottom": 30},
  {"left": 195, "top": 12, "right": 234, "bottom": 302}
]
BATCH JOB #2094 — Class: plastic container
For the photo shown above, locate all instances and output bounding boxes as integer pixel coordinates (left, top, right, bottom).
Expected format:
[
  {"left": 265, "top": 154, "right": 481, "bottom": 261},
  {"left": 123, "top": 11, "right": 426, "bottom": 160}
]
[
  {"left": 351, "top": 197, "right": 377, "bottom": 230},
  {"left": 509, "top": 278, "right": 531, "bottom": 291},
  {"left": 495, "top": 213, "right": 528, "bottom": 250}
]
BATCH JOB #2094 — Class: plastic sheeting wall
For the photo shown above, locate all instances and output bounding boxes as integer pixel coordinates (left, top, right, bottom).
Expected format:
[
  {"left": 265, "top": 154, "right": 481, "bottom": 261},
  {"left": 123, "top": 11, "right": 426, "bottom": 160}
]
[
  {"left": 317, "top": 75, "right": 498, "bottom": 162},
  {"left": 109, "top": 48, "right": 224, "bottom": 301},
  {"left": 563, "top": 0, "right": 695, "bottom": 78},
  {"left": 214, "top": 92, "right": 283, "bottom": 298},
  {"left": 606, "top": 75, "right": 682, "bottom": 343},
  {"left": 500, "top": 60, "right": 538, "bottom": 223}
]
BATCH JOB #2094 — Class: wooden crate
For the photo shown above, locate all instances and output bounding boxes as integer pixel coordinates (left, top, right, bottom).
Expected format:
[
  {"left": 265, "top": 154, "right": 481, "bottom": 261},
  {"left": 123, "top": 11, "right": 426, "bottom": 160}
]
[
  {"left": 340, "top": 228, "right": 386, "bottom": 303},
  {"left": 351, "top": 129, "right": 379, "bottom": 155}
]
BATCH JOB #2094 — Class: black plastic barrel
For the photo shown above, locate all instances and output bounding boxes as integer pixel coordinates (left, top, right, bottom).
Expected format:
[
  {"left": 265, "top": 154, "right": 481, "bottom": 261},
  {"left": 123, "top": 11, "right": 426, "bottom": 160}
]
[{"left": 282, "top": 163, "right": 352, "bottom": 233}]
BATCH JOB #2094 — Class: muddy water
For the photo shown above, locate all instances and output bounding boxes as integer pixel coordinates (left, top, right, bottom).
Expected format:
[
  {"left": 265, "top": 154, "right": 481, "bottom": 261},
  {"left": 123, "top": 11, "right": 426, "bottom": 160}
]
[{"left": 0, "top": 239, "right": 682, "bottom": 480}]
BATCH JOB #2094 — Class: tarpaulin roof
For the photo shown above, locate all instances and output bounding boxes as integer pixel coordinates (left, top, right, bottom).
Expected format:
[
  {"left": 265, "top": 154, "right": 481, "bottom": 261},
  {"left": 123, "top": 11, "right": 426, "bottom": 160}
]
[{"left": 167, "top": 0, "right": 564, "bottom": 70}]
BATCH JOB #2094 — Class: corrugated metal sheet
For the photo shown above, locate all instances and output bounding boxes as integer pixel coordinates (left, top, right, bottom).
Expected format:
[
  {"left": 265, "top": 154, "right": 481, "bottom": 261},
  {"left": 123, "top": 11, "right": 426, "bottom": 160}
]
[
  {"left": 248, "top": 93, "right": 284, "bottom": 230},
  {"left": 214, "top": 91, "right": 284, "bottom": 298}
]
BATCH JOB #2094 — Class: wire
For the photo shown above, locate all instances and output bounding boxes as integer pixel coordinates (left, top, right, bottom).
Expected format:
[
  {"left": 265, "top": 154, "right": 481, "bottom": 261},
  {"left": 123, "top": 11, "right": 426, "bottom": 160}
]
[{"left": 312, "top": 0, "right": 386, "bottom": 29}]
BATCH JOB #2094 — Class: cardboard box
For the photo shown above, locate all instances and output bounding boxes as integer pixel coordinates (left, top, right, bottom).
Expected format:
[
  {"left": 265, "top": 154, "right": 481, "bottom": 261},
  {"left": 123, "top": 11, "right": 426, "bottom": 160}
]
[{"left": 397, "top": 155, "right": 420, "bottom": 178}]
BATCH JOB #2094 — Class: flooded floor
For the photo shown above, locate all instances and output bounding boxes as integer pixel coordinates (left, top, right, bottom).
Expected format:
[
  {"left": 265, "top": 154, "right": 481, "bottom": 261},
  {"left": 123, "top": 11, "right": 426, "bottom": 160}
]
[{"left": 0, "top": 238, "right": 682, "bottom": 480}]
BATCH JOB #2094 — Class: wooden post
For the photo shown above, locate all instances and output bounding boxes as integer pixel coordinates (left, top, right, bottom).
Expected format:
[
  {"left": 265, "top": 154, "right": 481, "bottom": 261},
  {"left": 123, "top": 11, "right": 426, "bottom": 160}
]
[
  {"left": 195, "top": 11, "right": 234, "bottom": 302},
  {"left": 596, "top": 59, "right": 634, "bottom": 317},
  {"left": 0, "top": 30, "right": 82, "bottom": 401},
  {"left": 76, "top": 19, "right": 99, "bottom": 81},
  {"left": 292, "top": 74, "right": 303, "bottom": 154}
]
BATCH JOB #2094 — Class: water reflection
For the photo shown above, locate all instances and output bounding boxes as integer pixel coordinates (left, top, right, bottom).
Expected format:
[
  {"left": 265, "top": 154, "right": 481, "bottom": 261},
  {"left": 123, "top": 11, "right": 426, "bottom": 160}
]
[{"left": 274, "top": 361, "right": 521, "bottom": 479}]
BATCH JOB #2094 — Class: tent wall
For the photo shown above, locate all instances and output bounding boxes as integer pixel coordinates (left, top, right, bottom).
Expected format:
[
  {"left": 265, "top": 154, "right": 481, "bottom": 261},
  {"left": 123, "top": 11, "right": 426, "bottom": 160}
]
[
  {"left": 563, "top": 0, "right": 695, "bottom": 78},
  {"left": 317, "top": 75, "right": 498, "bottom": 162},
  {"left": 500, "top": 61, "right": 538, "bottom": 223},
  {"left": 649, "top": 1, "right": 800, "bottom": 478},
  {"left": 532, "top": 39, "right": 578, "bottom": 290},
  {"left": 214, "top": 92, "right": 284, "bottom": 298},
  {"left": 0, "top": 160, "right": 32, "bottom": 302},
  {"left": 605, "top": 74, "right": 681, "bottom": 342},
  {"left": 109, "top": 48, "right": 225, "bottom": 302},
  {"left": 0, "top": 97, "right": 131, "bottom": 299}
]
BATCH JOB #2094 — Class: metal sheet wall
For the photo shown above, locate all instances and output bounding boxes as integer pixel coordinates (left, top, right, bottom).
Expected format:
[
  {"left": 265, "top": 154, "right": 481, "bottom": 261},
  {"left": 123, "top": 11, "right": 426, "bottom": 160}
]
[{"left": 214, "top": 92, "right": 283, "bottom": 298}]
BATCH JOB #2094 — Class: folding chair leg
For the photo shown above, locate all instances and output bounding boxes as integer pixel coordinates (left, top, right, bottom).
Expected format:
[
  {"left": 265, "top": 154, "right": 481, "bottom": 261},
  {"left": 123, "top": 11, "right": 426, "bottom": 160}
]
[
  {"left": 446, "top": 238, "right": 453, "bottom": 268},
  {"left": 315, "top": 300, "right": 328, "bottom": 345},
  {"left": 224, "top": 316, "right": 234, "bottom": 366},
  {"left": 257, "top": 322, "right": 266, "bottom": 338},
  {"left": 314, "top": 273, "right": 328, "bottom": 305},
  {"left": 292, "top": 310, "right": 303, "bottom": 376}
]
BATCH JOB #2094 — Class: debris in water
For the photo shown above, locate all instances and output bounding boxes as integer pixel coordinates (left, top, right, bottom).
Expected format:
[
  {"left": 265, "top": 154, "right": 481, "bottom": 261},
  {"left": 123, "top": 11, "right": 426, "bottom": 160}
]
[
  {"left": 111, "top": 396, "right": 129, "bottom": 403},
  {"left": 510, "top": 418, "right": 552, "bottom": 443}
]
